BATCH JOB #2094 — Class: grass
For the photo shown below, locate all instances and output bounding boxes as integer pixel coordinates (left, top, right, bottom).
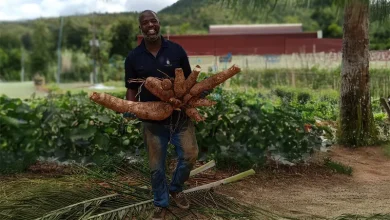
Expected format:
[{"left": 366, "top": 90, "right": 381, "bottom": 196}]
[
  {"left": 323, "top": 157, "right": 353, "bottom": 176},
  {"left": 0, "top": 81, "right": 126, "bottom": 99},
  {"left": 383, "top": 143, "right": 390, "bottom": 158},
  {"left": 0, "top": 81, "right": 47, "bottom": 99}
]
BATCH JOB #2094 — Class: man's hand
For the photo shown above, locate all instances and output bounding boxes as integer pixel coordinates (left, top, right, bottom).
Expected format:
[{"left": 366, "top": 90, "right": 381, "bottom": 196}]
[{"left": 200, "top": 89, "right": 214, "bottom": 98}]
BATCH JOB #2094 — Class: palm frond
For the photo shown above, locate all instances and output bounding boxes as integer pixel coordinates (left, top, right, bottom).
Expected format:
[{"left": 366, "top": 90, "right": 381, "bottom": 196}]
[{"left": 0, "top": 161, "right": 288, "bottom": 220}]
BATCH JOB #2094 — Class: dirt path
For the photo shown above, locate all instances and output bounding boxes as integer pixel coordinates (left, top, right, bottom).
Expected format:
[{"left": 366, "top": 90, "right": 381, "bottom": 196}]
[{"left": 217, "top": 145, "right": 390, "bottom": 219}]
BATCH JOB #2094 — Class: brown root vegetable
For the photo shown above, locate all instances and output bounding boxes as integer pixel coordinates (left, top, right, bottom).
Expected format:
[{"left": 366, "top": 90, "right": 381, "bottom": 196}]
[
  {"left": 89, "top": 92, "right": 173, "bottom": 121},
  {"left": 190, "top": 64, "right": 241, "bottom": 97},
  {"left": 174, "top": 68, "right": 186, "bottom": 98},
  {"left": 161, "top": 79, "right": 172, "bottom": 91},
  {"left": 169, "top": 97, "right": 182, "bottom": 109},
  {"left": 185, "top": 107, "right": 205, "bottom": 122},
  {"left": 188, "top": 98, "right": 217, "bottom": 107},
  {"left": 183, "top": 94, "right": 193, "bottom": 105},
  {"left": 145, "top": 77, "right": 174, "bottom": 102},
  {"left": 184, "top": 65, "right": 201, "bottom": 93}
]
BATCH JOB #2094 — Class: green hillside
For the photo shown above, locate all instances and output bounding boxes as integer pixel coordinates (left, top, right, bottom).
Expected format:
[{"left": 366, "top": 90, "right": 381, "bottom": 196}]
[{"left": 0, "top": 0, "right": 389, "bottom": 82}]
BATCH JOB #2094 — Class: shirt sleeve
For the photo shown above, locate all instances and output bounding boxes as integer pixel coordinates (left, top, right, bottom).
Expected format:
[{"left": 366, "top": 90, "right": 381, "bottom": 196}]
[
  {"left": 124, "top": 52, "right": 140, "bottom": 90},
  {"left": 179, "top": 46, "right": 192, "bottom": 79}
]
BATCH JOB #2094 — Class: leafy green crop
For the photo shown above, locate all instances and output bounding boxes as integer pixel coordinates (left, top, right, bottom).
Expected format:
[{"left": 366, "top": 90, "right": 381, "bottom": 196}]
[
  {"left": 195, "top": 88, "right": 324, "bottom": 170},
  {"left": 0, "top": 88, "right": 330, "bottom": 173},
  {"left": 0, "top": 91, "right": 142, "bottom": 173}
]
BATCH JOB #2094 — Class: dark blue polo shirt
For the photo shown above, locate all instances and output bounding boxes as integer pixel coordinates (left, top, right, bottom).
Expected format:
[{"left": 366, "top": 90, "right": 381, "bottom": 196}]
[{"left": 124, "top": 36, "right": 192, "bottom": 124}]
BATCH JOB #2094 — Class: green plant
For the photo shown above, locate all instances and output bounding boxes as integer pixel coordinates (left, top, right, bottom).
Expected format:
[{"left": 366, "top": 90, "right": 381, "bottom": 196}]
[
  {"left": 0, "top": 87, "right": 329, "bottom": 173},
  {"left": 324, "top": 157, "right": 353, "bottom": 176},
  {"left": 0, "top": 91, "right": 142, "bottom": 174}
]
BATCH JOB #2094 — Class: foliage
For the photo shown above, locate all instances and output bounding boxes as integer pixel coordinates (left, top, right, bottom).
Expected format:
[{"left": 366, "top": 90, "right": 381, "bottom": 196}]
[
  {"left": 0, "top": 87, "right": 328, "bottom": 173},
  {"left": 0, "top": 0, "right": 389, "bottom": 82},
  {"left": 0, "top": 91, "right": 143, "bottom": 174},
  {"left": 194, "top": 87, "right": 324, "bottom": 169},
  {"left": 30, "top": 21, "right": 55, "bottom": 81},
  {"left": 230, "top": 68, "right": 390, "bottom": 98},
  {"left": 60, "top": 49, "right": 91, "bottom": 82},
  {"left": 109, "top": 18, "right": 137, "bottom": 58},
  {"left": 1, "top": 83, "right": 388, "bottom": 173}
]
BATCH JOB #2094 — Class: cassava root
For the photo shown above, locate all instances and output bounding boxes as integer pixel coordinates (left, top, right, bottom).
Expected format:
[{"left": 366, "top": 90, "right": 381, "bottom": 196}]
[
  {"left": 90, "top": 64, "right": 241, "bottom": 122},
  {"left": 89, "top": 92, "right": 173, "bottom": 121}
]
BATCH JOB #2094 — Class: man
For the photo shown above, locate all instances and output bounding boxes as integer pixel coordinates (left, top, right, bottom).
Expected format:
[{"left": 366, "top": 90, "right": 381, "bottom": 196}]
[{"left": 124, "top": 10, "right": 199, "bottom": 220}]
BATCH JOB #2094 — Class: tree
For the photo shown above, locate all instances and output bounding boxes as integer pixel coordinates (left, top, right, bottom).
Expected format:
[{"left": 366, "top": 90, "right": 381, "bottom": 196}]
[
  {"left": 63, "top": 19, "right": 89, "bottom": 51},
  {"left": 109, "top": 19, "right": 135, "bottom": 58},
  {"left": 30, "top": 21, "right": 54, "bottom": 80},
  {"left": 221, "top": 0, "right": 390, "bottom": 147}
]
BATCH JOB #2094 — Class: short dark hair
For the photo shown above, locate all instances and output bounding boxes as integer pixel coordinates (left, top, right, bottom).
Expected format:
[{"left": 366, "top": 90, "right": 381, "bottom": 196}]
[{"left": 138, "top": 10, "right": 158, "bottom": 23}]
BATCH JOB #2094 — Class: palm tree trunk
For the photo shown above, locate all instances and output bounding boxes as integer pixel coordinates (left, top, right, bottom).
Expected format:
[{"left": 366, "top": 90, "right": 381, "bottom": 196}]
[{"left": 338, "top": 0, "right": 377, "bottom": 146}]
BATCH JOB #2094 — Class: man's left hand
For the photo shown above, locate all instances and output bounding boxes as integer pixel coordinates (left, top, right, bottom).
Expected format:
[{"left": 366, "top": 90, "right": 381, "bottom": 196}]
[
  {"left": 123, "top": 112, "right": 137, "bottom": 121},
  {"left": 200, "top": 89, "right": 214, "bottom": 98}
]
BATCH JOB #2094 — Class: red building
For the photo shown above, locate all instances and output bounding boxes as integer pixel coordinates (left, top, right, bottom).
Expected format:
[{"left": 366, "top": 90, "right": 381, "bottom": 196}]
[{"left": 137, "top": 24, "right": 343, "bottom": 56}]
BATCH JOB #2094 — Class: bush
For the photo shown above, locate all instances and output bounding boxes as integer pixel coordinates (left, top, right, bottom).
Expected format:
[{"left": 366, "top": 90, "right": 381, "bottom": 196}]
[
  {"left": 0, "top": 91, "right": 142, "bottom": 173},
  {"left": 195, "top": 88, "right": 324, "bottom": 170},
  {"left": 0, "top": 88, "right": 327, "bottom": 173}
]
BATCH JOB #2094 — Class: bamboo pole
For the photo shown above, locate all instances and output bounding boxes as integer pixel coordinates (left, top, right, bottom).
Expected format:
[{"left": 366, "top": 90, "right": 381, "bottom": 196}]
[
  {"left": 184, "top": 169, "right": 255, "bottom": 193},
  {"left": 189, "top": 160, "right": 216, "bottom": 177}
]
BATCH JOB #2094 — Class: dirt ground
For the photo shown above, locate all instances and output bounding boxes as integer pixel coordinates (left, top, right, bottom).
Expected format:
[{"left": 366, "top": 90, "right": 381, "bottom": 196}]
[
  {"left": 216, "top": 145, "right": 390, "bottom": 219},
  {"left": 2, "top": 145, "right": 390, "bottom": 219}
]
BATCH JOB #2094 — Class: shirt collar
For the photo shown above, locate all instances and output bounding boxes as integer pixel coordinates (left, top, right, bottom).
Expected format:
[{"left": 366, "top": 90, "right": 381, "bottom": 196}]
[{"left": 140, "top": 35, "right": 168, "bottom": 53}]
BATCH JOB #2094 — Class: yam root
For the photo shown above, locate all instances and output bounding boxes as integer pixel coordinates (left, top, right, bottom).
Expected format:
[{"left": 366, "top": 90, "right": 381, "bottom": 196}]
[
  {"left": 174, "top": 68, "right": 186, "bottom": 98},
  {"left": 92, "top": 64, "right": 241, "bottom": 123},
  {"left": 89, "top": 92, "right": 173, "bottom": 121},
  {"left": 161, "top": 79, "right": 172, "bottom": 91},
  {"left": 190, "top": 64, "right": 241, "bottom": 97},
  {"left": 185, "top": 107, "right": 205, "bottom": 122},
  {"left": 169, "top": 97, "right": 182, "bottom": 109},
  {"left": 183, "top": 94, "right": 193, "bottom": 105},
  {"left": 145, "top": 77, "right": 174, "bottom": 102},
  {"left": 184, "top": 65, "right": 201, "bottom": 93},
  {"left": 188, "top": 98, "right": 217, "bottom": 107}
]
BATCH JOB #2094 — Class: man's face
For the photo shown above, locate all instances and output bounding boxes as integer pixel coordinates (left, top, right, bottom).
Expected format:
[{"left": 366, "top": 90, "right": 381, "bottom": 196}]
[{"left": 139, "top": 12, "right": 161, "bottom": 42}]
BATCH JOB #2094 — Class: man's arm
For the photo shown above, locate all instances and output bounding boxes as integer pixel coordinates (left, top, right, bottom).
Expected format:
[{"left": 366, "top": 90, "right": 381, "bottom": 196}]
[
  {"left": 124, "top": 52, "right": 139, "bottom": 119},
  {"left": 124, "top": 51, "right": 140, "bottom": 93},
  {"left": 126, "top": 88, "right": 138, "bottom": 102}
]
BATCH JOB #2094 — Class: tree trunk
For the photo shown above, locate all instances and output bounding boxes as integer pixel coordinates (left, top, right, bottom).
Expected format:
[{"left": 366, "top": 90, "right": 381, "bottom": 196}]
[{"left": 338, "top": 0, "right": 377, "bottom": 146}]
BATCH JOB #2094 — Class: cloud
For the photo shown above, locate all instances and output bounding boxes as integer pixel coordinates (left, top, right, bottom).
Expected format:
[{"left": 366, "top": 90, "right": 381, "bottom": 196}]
[
  {"left": 0, "top": 0, "right": 178, "bottom": 21},
  {"left": 125, "top": 0, "right": 178, "bottom": 12}
]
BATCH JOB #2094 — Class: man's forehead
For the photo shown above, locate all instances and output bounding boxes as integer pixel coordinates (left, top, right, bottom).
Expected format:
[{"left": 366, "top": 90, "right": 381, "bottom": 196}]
[{"left": 139, "top": 11, "right": 158, "bottom": 21}]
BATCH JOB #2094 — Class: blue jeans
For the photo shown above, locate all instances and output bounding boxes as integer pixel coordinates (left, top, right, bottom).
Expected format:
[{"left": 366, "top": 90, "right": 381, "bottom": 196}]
[{"left": 142, "top": 120, "right": 199, "bottom": 208}]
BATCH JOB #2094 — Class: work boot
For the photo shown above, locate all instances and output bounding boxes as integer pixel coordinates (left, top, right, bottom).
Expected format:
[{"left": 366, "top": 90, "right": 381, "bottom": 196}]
[
  {"left": 152, "top": 206, "right": 166, "bottom": 220},
  {"left": 170, "top": 191, "right": 190, "bottom": 209}
]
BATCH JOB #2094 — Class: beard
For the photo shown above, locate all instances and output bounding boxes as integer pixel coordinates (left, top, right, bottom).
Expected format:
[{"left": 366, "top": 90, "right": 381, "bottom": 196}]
[{"left": 142, "top": 31, "right": 160, "bottom": 42}]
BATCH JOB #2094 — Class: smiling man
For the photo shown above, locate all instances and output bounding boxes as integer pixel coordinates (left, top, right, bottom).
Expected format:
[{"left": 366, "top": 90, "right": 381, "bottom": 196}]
[{"left": 124, "top": 10, "right": 198, "bottom": 220}]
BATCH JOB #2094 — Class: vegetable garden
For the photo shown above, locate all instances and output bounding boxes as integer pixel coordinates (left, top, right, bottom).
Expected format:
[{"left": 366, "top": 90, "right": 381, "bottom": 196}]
[
  {"left": 1, "top": 67, "right": 389, "bottom": 219},
  {"left": 1, "top": 68, "right": 389, "bottom": 173}
]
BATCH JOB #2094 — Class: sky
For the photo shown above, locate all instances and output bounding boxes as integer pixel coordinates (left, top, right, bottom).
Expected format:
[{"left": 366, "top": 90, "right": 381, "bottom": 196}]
[{"left": 0, "top": 0, "right": 179, "bottom": 21}]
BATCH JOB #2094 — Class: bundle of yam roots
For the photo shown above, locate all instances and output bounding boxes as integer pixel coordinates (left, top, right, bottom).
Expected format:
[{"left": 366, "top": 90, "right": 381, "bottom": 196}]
[{"left": 89, "top": 64, "right": 241, "bottom": 122}]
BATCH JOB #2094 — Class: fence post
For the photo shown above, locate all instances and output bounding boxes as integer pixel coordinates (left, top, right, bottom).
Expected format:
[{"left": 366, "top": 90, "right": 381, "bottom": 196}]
[{"left": 291, "top": 71, "right": 296, "bottom": 87}]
